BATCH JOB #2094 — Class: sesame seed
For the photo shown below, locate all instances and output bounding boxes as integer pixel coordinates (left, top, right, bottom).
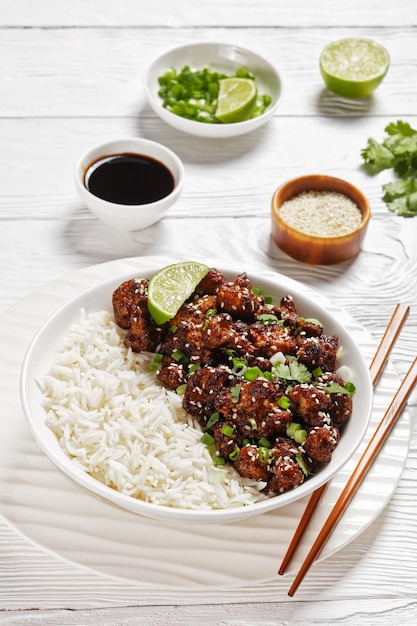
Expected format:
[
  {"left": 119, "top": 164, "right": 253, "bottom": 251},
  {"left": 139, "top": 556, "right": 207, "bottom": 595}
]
[{"left": 278, "top": 190, "right": 362, "bottom": 238}]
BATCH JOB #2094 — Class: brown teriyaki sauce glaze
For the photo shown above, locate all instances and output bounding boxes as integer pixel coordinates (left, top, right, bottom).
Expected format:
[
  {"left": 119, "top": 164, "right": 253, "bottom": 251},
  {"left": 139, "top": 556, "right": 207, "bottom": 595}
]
[{"left": 84, "top": 153, "right": 175, "bottom": 205}]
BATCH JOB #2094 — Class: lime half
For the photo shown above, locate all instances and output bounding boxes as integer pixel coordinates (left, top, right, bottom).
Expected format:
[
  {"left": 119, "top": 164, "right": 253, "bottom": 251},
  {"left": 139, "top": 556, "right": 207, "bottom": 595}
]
[
  {"left": 215, "top": 77, "right": 257, "bottom": 123},
  {"left": 320, "top": 38, "right": 390, "bottom": 98},
  {"left": 147, "top": 261, "right": 210, "bottom": 325}
]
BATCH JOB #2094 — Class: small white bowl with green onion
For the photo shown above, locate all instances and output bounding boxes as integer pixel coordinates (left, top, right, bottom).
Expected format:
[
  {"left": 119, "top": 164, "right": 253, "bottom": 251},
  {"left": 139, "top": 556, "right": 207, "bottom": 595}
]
[{"left": 144, "top": 42, "right": 281, "bottom": 138}]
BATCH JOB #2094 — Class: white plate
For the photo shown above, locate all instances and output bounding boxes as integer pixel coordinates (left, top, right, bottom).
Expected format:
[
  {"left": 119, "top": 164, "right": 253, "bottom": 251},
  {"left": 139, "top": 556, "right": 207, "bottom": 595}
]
[
  {"left": 144, "top": 42, "right": 281, "bottom": 138},
  {"left": 0, "top": 256, "right": 410, "bottom": 589}
]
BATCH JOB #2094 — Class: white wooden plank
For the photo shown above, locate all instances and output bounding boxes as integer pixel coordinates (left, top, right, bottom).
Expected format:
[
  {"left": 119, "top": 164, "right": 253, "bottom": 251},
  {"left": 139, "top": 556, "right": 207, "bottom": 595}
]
[
  {"left": 0, "top": 27, "right": 415, "bottom": 118},
  {"left": 0, "top": 0, "right": 415, "bottom": 27}
]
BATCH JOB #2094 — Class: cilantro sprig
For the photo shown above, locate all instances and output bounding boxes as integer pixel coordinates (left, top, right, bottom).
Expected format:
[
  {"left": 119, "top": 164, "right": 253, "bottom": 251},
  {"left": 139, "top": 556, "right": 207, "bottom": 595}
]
[
  {"left": 361, "top": 120, "right": 417, "bottom": 217},
  {"left": 272, "top": 359, "right": 312, "bottom": 384}
]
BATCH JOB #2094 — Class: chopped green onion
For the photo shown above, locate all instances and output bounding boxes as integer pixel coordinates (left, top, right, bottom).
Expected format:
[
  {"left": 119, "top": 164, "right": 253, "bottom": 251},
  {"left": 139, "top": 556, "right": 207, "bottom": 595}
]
[
  {"left": 170, "top": 324, "right": 178, "bottom": 334},
  {"left": 176, "top": 384, "right": 187, "bottom": 396},
  {"left": 312, "top": 366, "right": 323, "bottom": 378},
  {"left": 294, "top": 429, "right": 307, "bottom": 444},
  {"left": 344, "top": 382, "right": 356, "bottom": 394},
  {"left": 258, "top": 436, "right": 271, "bottom": 448},
  {"left": 201, "top": 432, "right": 215, "bottom": 446},
  {"left": 171, "top": 349, "right": 189, "bottom": 365},
  {"left": 286, "top": 422, "right": 302, "bottom": 439},
  {"left": 278, "top": 395, "right": 291, "bottom": 409},
  {"left": 205, "top": 411, "right": 220, "bottom": 430},
  {"left": 229, "top": 446, "right": 240, "bottom": 461},
  {"left": 244, "top": 366, "right": 263, "bottom": 381},
  {"left": 248, "top": 417, "right": 258, "bottom": 430},
  {"left": 203, "top": 308, "right": 217, "bottom": 330},
  {"left": 296, "top": 453, "right": 312, "bottom": 476},
  {"left": 150, "top": 353, "right": 163, "bottom": 371},
  {"left": 242, "top": 438, "right": 250, "bottom": 446},
  {"left": 232, "top": 357, "right": 248, "bottom": 375},
  {"left": 212, "top": 455, "right": 226, "bottom": 466},
  {"left": 258, "top": 447, "right": 270, "bottom": 464},
  {"left": 221, "top": 423, "right": 235, "bottom": 437},
  {"left": 188, "top": 362, "right": 201, "bottom": 375}
]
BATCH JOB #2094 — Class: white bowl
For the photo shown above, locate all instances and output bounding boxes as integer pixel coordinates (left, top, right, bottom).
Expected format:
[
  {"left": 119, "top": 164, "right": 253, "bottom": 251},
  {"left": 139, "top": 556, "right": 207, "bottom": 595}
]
[
  {"left": 20, "top": 264, "right": 372, "bottom": 525},
  {"left": 144, "top": 42, "right": 281, "bottom": 138},
  {"left": 74, "top": 138, "right": 184, "bottom": 231}
]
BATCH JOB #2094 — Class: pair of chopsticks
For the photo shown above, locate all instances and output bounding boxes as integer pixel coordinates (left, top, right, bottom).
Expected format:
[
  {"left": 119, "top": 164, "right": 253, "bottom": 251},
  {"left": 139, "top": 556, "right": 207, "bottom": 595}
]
[{"left": 277, "top": 303, "right": 417, "bottom": 596}]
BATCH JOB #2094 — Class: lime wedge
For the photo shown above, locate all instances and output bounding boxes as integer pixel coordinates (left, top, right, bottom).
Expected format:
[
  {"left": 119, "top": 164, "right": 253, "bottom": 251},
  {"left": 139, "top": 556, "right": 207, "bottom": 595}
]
[
  {"left": 147, "top": 261, "right": 210, "bottom": 325},
  {"left": 320, "top": 38, "right": 390, "bottom": 98},
  {"left": 215, "top": 77, "right": 257, "bottom": 123}
]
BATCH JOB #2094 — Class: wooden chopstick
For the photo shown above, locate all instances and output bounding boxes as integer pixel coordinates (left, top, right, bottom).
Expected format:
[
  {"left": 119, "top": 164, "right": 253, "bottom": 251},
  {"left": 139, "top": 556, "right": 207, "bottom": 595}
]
[
  {"left": 368, "top": 303, "right": 410, "bottom": 386},
  {"left": 278, "top": 303, "right": 410, "bottom": 576},
  {"left": 288, "top": 354, "right": 417, "bottom": 596}
]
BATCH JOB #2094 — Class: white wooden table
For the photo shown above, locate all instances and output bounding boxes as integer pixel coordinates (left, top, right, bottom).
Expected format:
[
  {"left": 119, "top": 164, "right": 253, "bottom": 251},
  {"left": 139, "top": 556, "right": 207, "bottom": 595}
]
[{"left": 1, "top": 1, "right": 417, "bottom": 623}]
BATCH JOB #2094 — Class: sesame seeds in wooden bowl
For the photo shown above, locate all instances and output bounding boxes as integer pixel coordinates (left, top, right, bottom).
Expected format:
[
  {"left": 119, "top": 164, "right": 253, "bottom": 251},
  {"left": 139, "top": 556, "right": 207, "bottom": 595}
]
[{"left": 271, "top": 174, "right": 371, "bottom": 265}]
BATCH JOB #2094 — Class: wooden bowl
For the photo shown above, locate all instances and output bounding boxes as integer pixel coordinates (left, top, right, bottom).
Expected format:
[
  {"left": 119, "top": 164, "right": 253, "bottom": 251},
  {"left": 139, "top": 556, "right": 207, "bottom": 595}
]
[{"left": 271, "top": 174, "right": 371, "bottom": 265}]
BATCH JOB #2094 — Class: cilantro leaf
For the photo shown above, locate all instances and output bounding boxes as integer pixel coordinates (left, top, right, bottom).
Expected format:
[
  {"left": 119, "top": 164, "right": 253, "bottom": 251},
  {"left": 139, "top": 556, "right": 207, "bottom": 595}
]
[
  {"left": 257, "top": 313, "right": 279, "bottom": 325},
  {"left": 272, "top": 360, "right": 312, "bottom": 384},
  {"left": 361, "top": 120, "right": 417, "bottom": 216},
  {"left": 382, "top": 178, "right": 417, "bottom": 216},
  {"left": 361, "top": 137, "right": 394, "bottom": 172},
  {"left": 324, "top": 381, "right": 356, "bottom": 396},
  {"left": 385, "top": 120, "right": 417, "bottom": 137},
  {"left": 230, "top": 383, "right": 242, "bottom": 403},
  {"left": 303, "top": 317, "right": 324, "bottom": 328}
]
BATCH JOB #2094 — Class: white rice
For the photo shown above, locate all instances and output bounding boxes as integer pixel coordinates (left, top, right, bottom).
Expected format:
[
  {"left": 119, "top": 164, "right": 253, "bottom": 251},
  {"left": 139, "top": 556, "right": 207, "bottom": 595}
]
[{"left": 40, "top": 310, "right": 269, "bottom": 510}]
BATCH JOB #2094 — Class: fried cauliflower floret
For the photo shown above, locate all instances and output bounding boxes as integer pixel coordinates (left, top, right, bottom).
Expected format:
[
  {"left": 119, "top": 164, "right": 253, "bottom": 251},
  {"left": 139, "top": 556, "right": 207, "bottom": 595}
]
[
  {"left": 159, "top": 298, "right": 217, "bottom": 366},
  {"left": 296, "top": 334, "right": 339, "bottom": 372},
  {"left": 248, "top": 321, "right": 297, "bottom": 358},
  {"left": 125, "top": 306, "right": 163, "bottom": 352},
  {"left": 194, "top": 268, "right": 226, "bottom": 295},
  {"left": 112, "top": 277, "right": 148, "bottom": 329},
  {"left": 288, "top": 384, "right": 332, "bottom": 427},
  {"left": 156, "top": 355, "right": 186, "bottom": 391},
  {"left": 233, "top": 444, "right": 270, "bottom": 482},
  {"left": 211, "top": 420, "right": 243, "bottom": 459},
  {"left": 204, "top": 313, "right": 256, "bottom": 359},
  {"left": 216, "top": 272, "right": 264, "bottom": 321},
  {"left": 316, "top": 372, "right": 353, "bottom": 425},
  {"left": 112, "top": 277, "right": 163, "bottom": 352},
  {"left": 267, "top": 438, "right": 304, "bottom": 493},
  {"left": 304, "top": 425, "right": 340, "bottom": 464},
  {"left": 182, "top": 365, "right": 234, "bottom": 421}
]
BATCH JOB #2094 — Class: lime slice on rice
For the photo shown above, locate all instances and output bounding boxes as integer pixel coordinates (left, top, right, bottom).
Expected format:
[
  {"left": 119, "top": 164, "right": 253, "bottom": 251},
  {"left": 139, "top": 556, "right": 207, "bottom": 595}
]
[
  {"left": 215, "top": 77, "right": 257, "bottom": 123},
  {"left": 319, "top": 38, "right": 390, "bottom": 98},
  {"left": 147, "top": 261, "right": 210, "bottom": 325}
]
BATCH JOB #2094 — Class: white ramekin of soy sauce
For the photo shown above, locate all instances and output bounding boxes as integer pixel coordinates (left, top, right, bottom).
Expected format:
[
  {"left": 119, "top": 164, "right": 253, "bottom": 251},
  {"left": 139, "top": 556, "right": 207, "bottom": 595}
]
[{"left": 74, "top": 137, "right": 185, "bottom": 231}]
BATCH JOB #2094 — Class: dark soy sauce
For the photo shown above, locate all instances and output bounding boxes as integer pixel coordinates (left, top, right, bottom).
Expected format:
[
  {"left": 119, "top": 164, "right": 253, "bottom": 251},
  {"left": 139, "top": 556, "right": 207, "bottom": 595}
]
[{"left": 84, "top": 153, "right": 175, "bottom": 205}]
